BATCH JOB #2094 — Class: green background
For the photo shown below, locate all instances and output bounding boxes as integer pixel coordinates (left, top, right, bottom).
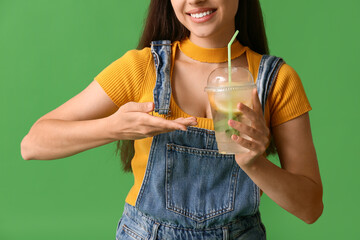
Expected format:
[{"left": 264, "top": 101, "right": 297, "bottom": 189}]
[{"left": 1, "top": 0, "right": 359, "bottom": 239}]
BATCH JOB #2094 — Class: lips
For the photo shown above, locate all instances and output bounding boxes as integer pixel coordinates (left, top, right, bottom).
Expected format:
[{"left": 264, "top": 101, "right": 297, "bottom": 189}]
[
  {"left": 186, "top": 8, "right": 217, "bottom": 23},
  {"left": 186, "top": 8, "right": 217, "bottom": 14}
]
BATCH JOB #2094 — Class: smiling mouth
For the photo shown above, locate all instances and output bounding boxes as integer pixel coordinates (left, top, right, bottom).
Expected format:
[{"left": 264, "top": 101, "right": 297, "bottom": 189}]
[
  {"left": 186, "top": 9, "right": 217, "bottom": 19},
  {"left": 190, "top": 10, "right": 215, "bottom": 19}
]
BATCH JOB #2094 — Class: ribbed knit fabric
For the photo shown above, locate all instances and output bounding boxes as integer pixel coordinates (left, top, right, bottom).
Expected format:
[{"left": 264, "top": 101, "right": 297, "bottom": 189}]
[
  {"left": 94, "top": 39, "right": 312, "bottom": 206},
  {"left": 179, "top": 38, "right": 246, "bottom": 63}
]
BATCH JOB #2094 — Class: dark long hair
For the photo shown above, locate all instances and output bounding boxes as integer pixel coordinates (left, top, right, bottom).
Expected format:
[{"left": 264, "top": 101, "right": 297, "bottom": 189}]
[{"left": 119, "top": 0, "right": 273, "bottom": 172}]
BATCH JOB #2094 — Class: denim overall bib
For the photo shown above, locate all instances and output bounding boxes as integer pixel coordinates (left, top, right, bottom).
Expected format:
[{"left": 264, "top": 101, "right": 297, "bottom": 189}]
[{"left": 116, "top": 41, "right": 284, "bottom": 240}]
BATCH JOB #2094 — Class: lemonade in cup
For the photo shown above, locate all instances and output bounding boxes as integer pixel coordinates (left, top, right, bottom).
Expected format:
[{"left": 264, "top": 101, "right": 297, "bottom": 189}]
[{"left": 205, "top": 66, "right": 255, "bottom": 154}]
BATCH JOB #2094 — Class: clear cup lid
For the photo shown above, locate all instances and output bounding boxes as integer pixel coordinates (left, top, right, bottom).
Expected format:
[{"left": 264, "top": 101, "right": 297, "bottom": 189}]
[{"left": 204, "top": 66, "right": 255, "bottom": 92}]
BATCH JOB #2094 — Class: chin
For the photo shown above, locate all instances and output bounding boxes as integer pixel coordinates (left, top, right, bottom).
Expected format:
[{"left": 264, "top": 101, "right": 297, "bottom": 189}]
[{"left": 189, "top": 27, "right": 218, "bottom": 39}]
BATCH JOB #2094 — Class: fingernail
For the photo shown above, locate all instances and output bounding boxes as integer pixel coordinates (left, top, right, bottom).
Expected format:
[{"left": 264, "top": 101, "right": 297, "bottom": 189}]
[
  {"left": 232, "top": 135, "right": 238, "bottom": 140},
  {"left": 191, "top": 121, "right": 197, "bottom": 126}
]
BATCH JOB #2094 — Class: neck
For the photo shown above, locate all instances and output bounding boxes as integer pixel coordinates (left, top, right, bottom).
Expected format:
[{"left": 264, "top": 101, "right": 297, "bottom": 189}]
[{"left": 189, "top": 27, "right": 236, "bottom": 48}]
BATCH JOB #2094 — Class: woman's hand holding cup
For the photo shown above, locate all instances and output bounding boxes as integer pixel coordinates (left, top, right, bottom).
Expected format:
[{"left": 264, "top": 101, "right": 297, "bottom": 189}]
[{"left": 228, "top": 89, "right": 270, "bottom": 167}]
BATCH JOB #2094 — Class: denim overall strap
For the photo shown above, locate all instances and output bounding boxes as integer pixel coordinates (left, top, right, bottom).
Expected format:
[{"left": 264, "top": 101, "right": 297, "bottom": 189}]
[
  {"left": 150, "top": 40, "right": 172, "bottom": 116},
  {"left": 256, "top": 55, "right": 285, "bottom": 114}
]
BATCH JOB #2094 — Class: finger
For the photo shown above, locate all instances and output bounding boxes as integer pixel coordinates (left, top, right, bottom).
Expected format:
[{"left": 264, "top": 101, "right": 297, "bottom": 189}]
[
  {"left": 231, "top": 135, "right": 259, "bottom": 151},
  {"left": 237, "top": 103, "right": 258, "bottom": 123},
  {"left": 228, "top": 119, "right": 266, "bottom": 142},
  {"left": 146, "top": 115, "right": 188, "bottom": 131},
  {"left": 121, "top": 102, "right": 154, "bottom": 113},
  {"left": 173, "top": 117, "right": 198, "bottom": 126},
  {"left": 238, "top": 98, "right": 266, "bottom": 131},
  {"left": 252, "top": 89, "right": 263, "bottom": 115}
]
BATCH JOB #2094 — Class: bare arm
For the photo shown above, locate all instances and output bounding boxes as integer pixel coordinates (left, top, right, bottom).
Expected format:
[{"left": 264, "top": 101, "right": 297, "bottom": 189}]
[
  {"left": 241, "top": 114, "right": 323, "bottom": 224},
  {"left": 229, "top": 89, "right": 323, "bottom": 224},
  {"left": 21, "top": 80, "right": 197, "bottom": 160}
]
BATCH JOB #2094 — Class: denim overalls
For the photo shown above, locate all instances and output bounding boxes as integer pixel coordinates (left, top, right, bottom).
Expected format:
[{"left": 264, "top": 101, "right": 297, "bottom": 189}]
[{"left": 116, "top": 41, "right": 284, "bottom": 240}]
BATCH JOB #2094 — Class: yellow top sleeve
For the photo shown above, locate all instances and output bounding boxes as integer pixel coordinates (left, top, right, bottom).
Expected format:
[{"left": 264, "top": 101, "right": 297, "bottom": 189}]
[
  {"left": 94, "top": 48, "right": 152, "bottom": 107},
  {"left": 268, "top": 63, "right": 312, "bottom": 127}
]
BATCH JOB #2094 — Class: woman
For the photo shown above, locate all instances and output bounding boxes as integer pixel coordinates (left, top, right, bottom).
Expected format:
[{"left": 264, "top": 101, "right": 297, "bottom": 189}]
[{"left": 21, "top": 0, "right": 323, "bottom": 239}]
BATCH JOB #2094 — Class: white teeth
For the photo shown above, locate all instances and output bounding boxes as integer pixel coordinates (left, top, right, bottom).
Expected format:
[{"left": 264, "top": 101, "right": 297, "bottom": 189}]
[{"left": 190, "top": 10, "right": 213, "bottom": 19}]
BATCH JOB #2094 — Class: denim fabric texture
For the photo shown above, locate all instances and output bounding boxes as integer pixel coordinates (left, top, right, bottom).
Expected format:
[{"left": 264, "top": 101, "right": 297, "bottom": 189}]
[
  {"left": 136, "top": 126, "right": 259, "bottom": 229},
  {"left": 116, "top": 203, "right": 266, "bottom": 240},
  {"left": 256, "top": 55, "right": 284, "bottom": 114},
  {"left": 151, "top": 40, "right": 172, "bottom": 116},
  {"left": 116, "top": 40, "right": 283, "bottom": 239}
]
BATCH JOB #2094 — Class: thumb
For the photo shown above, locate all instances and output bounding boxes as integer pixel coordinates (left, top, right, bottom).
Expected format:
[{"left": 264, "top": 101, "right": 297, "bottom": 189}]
[
  {"left": 252, "top": 89, "right": 263, "bottom": 115},
  {"left": 121, "top": 102, "right": 154, "bottom": 113}
]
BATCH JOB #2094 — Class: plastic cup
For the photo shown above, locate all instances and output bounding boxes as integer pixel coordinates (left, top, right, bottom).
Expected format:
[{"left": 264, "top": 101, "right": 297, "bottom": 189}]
[{"left": 205, "top": 66, "right": 255, "bottom": 154}]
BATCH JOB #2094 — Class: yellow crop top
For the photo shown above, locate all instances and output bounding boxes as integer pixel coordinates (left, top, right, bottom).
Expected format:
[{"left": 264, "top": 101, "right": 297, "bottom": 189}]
[{"left": 95, "top": 39, "right": 312, "bottom": 206}]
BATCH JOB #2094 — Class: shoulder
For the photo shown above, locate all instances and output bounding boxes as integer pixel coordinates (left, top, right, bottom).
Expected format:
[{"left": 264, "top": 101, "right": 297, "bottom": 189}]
[
  {"left": 95, "top": 47, "right": 153, "bottom": 80},
  {"left": 273, "top": 62, "right": 303, "bottom": 94},
  {"left": 114, "top": 47, "right": 152, "bottom": 69},
  {"left": 267, "top": 61, "right": 312, "bottom": 127},
  {"left": 246, "top": 48, "right": 299, "bottom": 83},
  {"left": 278, "top": 63, "right": 299, "bottom": 81},
  {"left": 125, "top": 47, "right": 152, "bottom": 60},
  {"left": 245, "top": 48, "right": 311, "bottom": 126},
  {"left": 94, "top": 47, "right": 153, "bottom": 106}
]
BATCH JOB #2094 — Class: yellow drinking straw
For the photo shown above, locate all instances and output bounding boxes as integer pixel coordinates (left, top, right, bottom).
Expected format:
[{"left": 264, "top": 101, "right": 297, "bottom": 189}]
[{"left": 227, "top": 30, "right": 239, "bottom": 121}]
